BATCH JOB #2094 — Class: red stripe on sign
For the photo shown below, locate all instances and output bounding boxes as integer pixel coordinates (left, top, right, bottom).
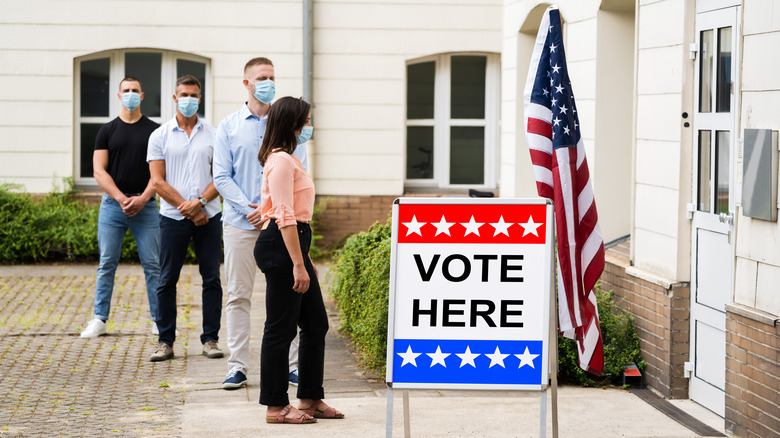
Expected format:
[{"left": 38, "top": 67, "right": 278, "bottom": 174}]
[{"left": 397, "top": 204, "right": 547, "bottom": 244}]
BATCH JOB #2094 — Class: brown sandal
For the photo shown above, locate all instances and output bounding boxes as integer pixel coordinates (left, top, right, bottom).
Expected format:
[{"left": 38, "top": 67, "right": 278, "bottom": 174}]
[
  {"left": 300, "top": 400, "right": 345, "bottom": 419},
  {"left": 265, "top": 405, "right": 317, "bottom": 424}
]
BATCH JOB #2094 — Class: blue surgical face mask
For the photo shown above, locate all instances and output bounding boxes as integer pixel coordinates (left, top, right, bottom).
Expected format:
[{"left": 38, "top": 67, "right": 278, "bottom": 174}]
[
  {"left": 296, "top": 125, "right": 313, "bottom": 145},
  {"left": 121, "top": 92, "right": 141, "bottom": 111},
  {"left": 253, "top": 79, "right": 275, "bottom": 104},
  {"left": 177, "top": 96, "right": 199, "bottom": 117}
]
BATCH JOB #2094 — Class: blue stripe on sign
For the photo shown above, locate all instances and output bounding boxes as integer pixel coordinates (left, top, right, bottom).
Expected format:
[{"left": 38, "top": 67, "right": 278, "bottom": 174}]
[{"left": 392, "top": 339, "right": 543, "bottom": 385}]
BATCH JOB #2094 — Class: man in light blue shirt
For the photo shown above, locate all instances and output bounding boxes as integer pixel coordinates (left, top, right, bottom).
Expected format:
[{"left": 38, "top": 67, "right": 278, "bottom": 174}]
[
  {"left": 214, "top": 57, "right": 307, "bottom": 389},
  {"left": 147, "top": 75, "right": 224, "bottom": 363}
]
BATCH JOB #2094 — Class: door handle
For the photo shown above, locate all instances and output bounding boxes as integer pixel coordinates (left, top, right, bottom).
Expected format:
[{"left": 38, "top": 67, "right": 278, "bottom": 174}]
[{"left": 719, "top": 212, "right": 734, "bottom": 225}]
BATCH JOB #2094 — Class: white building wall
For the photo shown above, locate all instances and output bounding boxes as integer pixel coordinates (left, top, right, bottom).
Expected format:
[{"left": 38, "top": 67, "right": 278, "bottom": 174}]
[
  {"left": 2, "top": 0, "right": 503, "bottom": 196},
  {"left": 311, "top": 0, "right": 502, "bottom": 196},
  {"left": 733, "top": 0, "right": 780, "bottom": 317},
  {"left": 0, "top": 0, "right": 306, "bottom": 193},
  {"left": 631, "top": 0, "right": 689, "bottom": 280}
]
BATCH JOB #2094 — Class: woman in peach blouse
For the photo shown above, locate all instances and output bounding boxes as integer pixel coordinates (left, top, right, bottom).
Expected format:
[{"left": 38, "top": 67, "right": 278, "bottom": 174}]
[{"left": 250, "top": 97, "right": 343, "bottom": 424}]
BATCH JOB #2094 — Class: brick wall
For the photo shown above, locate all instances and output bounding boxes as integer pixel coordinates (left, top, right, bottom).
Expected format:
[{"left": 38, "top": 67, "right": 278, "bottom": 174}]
[
  {"left": 724, "top": 309, "right": 780, "bottom": 438},
  {"left": 601, "top": 242, "right": 690, "bottom": 399},
  {"left": 314, "top": 195, "right": 396, "bottom": 248}
]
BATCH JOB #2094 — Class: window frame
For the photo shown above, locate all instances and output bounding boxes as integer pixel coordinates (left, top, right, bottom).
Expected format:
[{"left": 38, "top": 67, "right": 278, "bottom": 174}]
[
  {"left": 74, "top": 49, "right": 211, "bottom": 187},
  {"left": 404, "top": 52, "right": 500, "bottom": 190}
]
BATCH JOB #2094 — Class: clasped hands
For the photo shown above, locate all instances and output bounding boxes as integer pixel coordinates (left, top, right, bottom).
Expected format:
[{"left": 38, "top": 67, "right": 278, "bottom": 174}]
[
  {"left": 178, "top": 199, "right": 208, "bottom": 226},
  {"left": 120, "top": 196, "right": 146, "bottom": 217}
]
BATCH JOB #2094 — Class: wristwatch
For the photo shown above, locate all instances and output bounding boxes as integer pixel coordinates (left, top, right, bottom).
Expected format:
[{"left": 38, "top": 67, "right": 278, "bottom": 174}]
[{"left": 198, "top": 196, "right": 207, "bottom": 207}]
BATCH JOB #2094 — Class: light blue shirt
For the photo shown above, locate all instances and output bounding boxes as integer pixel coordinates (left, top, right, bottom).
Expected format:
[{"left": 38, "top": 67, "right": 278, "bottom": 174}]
[
  {"left": 213, "top": 103, "right": 308, "bottom": 230},
  {"left": 147, "top": 117, "right": 221, "bottom": 221}
]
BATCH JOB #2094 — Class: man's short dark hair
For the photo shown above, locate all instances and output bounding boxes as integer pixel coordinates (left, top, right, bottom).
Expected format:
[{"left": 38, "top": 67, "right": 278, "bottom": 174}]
[
  {"left": 119, "top": 76, "right": 142, "bottom": 91},
  {"left": 244, "top": 57, "right": 273, "bottom": 74},
  {"left": 175, "top": 74, "right": 201, "bottom": 92}
]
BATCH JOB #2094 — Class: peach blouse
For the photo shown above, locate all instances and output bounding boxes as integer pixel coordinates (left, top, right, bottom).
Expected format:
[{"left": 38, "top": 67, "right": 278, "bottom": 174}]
[{"left": 260, "top": 151, "right": 315, "bottom": 228}]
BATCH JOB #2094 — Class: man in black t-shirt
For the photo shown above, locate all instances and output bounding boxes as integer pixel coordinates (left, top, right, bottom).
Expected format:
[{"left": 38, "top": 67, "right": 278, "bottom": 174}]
[{"left": 80, "top": 77, "right": 162, "bottom": 339}]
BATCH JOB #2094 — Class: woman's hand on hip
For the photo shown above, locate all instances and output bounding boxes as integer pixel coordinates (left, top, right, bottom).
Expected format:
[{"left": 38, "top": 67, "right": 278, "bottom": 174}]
[{"left": 292, "top": 263, "right": 310, "bottom": 293}]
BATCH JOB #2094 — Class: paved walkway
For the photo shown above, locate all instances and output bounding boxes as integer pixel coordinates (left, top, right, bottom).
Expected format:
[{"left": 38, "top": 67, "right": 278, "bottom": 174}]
[{"left": 0, "top": 264, "right": 729, "bottom": 437}]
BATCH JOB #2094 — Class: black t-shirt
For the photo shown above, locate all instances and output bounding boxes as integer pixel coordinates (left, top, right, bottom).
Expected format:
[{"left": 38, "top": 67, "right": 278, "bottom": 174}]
[{"left": 94, "top": 116, "right": 159, "bottom": 194}]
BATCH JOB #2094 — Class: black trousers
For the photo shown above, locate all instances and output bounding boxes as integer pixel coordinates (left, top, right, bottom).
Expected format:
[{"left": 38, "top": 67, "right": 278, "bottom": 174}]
[{"left": 254, "top": 219, "right": 329, "bottom": 406}]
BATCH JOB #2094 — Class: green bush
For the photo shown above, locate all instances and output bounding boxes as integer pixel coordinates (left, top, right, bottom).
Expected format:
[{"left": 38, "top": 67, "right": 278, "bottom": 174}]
[
  {"left": 0, "top": 181, "right": 99, "bottom": 263},
  {"left": 329, "top": 221, "right": 646, "bottom": 384},
  {"left": 329, "top": 221, "right": 391, "bottom": 376},
  {"left": 0, "top": 180, "right": 195, "bottom": 263},
  {"left": 557, "top": 286, "right": 646, "bottom": 386}
]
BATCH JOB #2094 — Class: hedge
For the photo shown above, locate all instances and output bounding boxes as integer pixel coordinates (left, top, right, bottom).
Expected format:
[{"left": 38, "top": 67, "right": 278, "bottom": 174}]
[{"left": 329, "top": 219, "right": 645, "bottom": 385}]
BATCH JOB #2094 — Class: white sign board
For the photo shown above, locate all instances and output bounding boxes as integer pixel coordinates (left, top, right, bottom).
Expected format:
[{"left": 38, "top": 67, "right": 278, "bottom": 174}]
[{"left": 386, "top": 198, "right": 553, "bottom": 390}]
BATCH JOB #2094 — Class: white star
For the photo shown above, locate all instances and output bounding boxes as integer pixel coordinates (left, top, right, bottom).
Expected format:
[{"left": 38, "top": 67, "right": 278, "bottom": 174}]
[
  {"left": 559, "top": 104, "right": 568, "bottom": 115},
  {"left": 460, "top": 216, "right": 484, "bottom": 237},
  {"left": 555, "top": 83, "right": 564, "bottom": 94},
  {"left": 397, "top": 345, "right": 421, "bottom": 367},
  {"left": 542, "top": 88, "right": 549, "bottom": 97},
  {"left": 519, "top": 216, "right": 543, "bottom": 237},
  {"left": 515, "top": 347, "right": 540, "bottom": 369},
  {"left": 427, "top": 346, "right": 450, "bottom": 368},
  {"left": 432, "top": 215, "right": 454, "bottom": 236},
  {"left": 550, "top": 97, "right": 557, "bottom": 107},
  {"left": 403, "top": 215, "right": 426, "bottom": 236},
  {"left": 549, "top": 43, "right": 557, "bottom": 53},
  {"left": 563, "top": 125, "right": 570, "bottom": 135},
  {"left": 490, "top": 216, "right": 513, "bottom": 237},
  {"left": 486, "top": 347, "right": 509, "bottom": 368},
  {"left": 552, "top": 117, "right": 561, "bottom": 127},
  {"left": 456, "top": 346, "right": 480, "bottom": 368},
  {"left": 551, "top": 64, "right": 561, "bottom": 74}
]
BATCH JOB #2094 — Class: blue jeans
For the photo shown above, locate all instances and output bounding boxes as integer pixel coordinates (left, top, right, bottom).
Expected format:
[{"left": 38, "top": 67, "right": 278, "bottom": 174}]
[
  {"left": 94, "top": 194, "right": 160, "bottom": 322},
  {"left": 156, "top": 213, "right": 223, "bottom": 346}
]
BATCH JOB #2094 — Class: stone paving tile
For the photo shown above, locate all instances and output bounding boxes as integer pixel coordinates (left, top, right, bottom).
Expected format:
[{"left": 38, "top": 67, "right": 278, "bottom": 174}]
[{"left": 0, "top": 264, "right": 195, "bottom": 437}]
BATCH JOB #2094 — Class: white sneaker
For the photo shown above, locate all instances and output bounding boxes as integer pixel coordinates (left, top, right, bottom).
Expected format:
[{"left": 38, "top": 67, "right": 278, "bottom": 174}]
[
  {"left": 80, "top": 318, "right": 107, "bottom": 338},
  {"left": 151, "top": 323, "right": 177, "bottom": 336}
]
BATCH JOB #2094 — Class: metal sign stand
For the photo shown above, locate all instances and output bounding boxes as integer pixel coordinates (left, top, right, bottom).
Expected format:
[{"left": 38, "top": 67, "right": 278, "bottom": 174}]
[{"left": 384, "top": 198, "right": 559, "bottom": 437}]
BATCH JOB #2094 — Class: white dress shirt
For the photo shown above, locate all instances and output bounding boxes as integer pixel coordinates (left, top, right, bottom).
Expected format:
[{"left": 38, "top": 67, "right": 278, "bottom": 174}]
[{"left": 147, "top": 117, "right": 221, "bottom": 220}]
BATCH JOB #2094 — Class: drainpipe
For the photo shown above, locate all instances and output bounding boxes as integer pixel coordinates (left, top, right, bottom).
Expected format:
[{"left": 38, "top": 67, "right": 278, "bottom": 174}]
[
  {"left": 303, "top": 0, "right": 315, "bottom": 176},
  {"left": 303, "top": 0, "right": 313, "bottom": 103}
]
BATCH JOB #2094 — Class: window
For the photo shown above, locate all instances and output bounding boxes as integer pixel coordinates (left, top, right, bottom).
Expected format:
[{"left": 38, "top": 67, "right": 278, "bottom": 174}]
[
  {"left": 75, "top": 50, "right": 210, "bottom": 185},
  {"left": 405, "top": 53, "right": 499, "bottom": 189}
]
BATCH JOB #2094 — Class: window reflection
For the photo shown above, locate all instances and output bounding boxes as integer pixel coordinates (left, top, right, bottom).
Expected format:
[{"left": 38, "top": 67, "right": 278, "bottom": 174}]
[
  {"left": 715, "top": 131, "right": 730, "bottom": 214},
  {"left": 125, "top": 52, "right": 162, "bottom": 117},
  {"left": 177, "top": 59, "right": 207, "bottom": 117},
  {"left": 407, "top": 62, "right": 435, "bottom": 119},
  {"left": 406, "top": 126, "right": 434, "bottom": 179},
  {"left": 80, "top": 124, "right": 102, "bottom": 178},
  {"left": 698, "top": 130, "right": 711, "bottom": 212},
  {"left": 450, "top": 56, "right": 486, "bottom": 119},
  {"left": 716, "top": 27, "right": 732, "bottom": 113},
  {"left": 699, "top": 30, "right": 713, "bottom": 113},
  {"left": 450, "top": 127, "right": 484, "bottom": 184},
  {"left": 80, "top": 58, "right": 110, "bottom": 117}
]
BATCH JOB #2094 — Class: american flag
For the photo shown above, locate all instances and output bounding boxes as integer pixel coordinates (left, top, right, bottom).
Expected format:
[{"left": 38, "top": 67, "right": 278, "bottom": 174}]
[{"left": 523, "top": 6, "right": 605, "bottom": 375}]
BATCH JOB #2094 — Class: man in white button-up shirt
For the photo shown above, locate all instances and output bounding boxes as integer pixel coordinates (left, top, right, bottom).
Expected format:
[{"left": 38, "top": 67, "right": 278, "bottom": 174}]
[{"left": 147, "top": 74, "right": 224, "bottom": 363}]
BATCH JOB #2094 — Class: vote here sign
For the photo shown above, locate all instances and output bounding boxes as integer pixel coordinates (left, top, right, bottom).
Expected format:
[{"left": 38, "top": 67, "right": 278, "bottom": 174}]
[{"left": 386, "top": 198, "right": 553, "bottom": 390}]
